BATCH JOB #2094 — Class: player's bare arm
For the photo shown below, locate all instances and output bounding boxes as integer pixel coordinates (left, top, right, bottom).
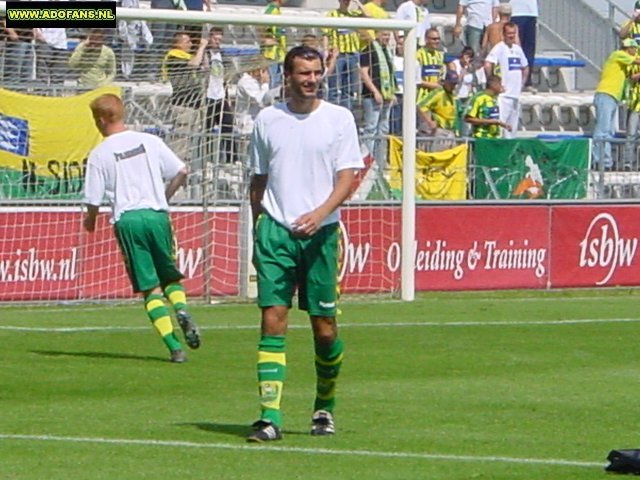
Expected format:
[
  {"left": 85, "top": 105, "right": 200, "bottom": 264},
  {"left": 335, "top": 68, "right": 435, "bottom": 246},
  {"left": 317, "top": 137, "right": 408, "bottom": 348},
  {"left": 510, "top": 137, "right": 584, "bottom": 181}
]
[
  {"left": 165, "top": 167, "right": 188, "bottom": 201},
  {"left": 292, "top": 168, "right": 356, "bottom": 236},
  {"left": 250, "top": 174, "right": 268, "bottom": 226},
  {"left": 83, "top": 204, "right": 100, "bottom": 232}
]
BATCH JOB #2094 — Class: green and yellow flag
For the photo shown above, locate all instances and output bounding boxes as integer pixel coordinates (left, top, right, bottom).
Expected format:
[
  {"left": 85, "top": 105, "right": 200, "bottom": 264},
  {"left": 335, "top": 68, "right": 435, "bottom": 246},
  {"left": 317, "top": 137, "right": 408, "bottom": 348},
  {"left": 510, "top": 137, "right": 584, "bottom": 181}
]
[
  {"left": 388, "top": 136, "right": 468, "bottom": 200},
  {"left": 0, "top": 86, "right": 120, "bottom": 199}
]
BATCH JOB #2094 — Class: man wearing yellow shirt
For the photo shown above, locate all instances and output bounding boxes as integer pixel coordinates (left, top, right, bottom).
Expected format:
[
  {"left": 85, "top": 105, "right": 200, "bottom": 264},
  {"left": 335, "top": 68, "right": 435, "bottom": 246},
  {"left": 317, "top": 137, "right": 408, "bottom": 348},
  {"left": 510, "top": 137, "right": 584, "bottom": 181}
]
[
  {"left": 593, "top": 38, "right": 640, "bottom": 170},
  {"left": 418, "top": 70, "right": 460, "bottom": 134},
  {"left": 362, "top": 0, "right": 390, "bottom": 45},
  {"left": 323, "top": 0, "right": 365, "bottom": 111},
  {"left": 262, "top": 0, "right": 287, "bottom": 90}
]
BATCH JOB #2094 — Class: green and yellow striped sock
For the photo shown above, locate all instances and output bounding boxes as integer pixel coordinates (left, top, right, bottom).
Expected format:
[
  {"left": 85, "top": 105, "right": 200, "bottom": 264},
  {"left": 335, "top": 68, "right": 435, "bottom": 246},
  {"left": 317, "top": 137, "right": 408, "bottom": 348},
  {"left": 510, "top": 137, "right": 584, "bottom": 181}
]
[
  {"left": 314, "top": 338, "right": 344, "bottom": 413},
  {"left": 145, "top": 293, "right": 181, "bottom": 352},
  {"left": 163, "top": 282, "right": 187, "bottom": 313},
  {"left": 257, "top": 335, "right": 286, "bottom": 428}
]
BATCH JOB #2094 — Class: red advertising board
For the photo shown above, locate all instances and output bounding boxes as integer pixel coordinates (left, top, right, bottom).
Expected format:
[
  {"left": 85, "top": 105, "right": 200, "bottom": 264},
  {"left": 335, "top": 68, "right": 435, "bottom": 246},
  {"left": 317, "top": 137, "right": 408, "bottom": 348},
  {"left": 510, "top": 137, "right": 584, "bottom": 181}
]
[
  {"left": 0, "top": 208, "right": 239, "bottom": 301},
  {"left": 414, "top": 206, "right": 550, "bottom": 290},
  {"left": 2, "top": 205, "right": 640, "bottom": 301},
  {"left": 551, "top": 206, "right": 640, "bottom": 288}
]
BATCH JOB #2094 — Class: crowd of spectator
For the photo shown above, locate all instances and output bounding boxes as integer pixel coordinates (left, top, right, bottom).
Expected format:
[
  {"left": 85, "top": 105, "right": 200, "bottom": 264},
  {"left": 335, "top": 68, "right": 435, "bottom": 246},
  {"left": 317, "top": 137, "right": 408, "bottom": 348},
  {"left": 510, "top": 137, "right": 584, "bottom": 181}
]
[{"left": 1, "top": 0, "right": 546, "bottom": 175}]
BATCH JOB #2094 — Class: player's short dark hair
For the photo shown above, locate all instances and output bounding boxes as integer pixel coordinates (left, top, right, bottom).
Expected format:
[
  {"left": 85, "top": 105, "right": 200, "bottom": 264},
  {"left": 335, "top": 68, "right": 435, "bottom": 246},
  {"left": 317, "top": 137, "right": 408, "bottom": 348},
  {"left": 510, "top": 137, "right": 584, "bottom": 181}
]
[
  {"left": 210, "top": 26, "right": 223, "bottom": 34},
  {"left": 486, "top": 74, "right": 502, "bottom": 86},
  {"left": 284, "top": 45, "right": 325, "bottom": 74}
]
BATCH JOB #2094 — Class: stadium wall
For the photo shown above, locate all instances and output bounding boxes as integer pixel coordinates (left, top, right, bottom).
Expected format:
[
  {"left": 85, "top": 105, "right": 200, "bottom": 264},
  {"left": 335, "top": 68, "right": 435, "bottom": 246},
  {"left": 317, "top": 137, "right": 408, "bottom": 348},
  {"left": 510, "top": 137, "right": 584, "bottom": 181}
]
[{"left": 0, "top": 204, "right": 637, "bottom": 302}]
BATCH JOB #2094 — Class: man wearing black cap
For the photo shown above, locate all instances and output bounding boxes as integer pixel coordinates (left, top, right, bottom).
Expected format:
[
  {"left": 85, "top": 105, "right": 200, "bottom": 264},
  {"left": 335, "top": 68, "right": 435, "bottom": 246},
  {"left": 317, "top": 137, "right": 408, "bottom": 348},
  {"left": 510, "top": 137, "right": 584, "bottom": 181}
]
[{"left": 418, "top": 69, "right": 461, "bottom": 150}]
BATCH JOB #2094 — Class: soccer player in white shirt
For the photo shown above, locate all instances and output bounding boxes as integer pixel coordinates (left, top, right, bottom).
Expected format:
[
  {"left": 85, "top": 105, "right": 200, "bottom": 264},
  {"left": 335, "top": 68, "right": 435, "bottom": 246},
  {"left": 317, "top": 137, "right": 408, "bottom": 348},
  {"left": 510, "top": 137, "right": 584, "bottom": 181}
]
[
  {"left": 82, "top": 94, "right": 201, "bottom": 363},
  {"left": 247, "top": 45, "right": 363, "bottom": 443},
  {"left": 484, "top": 22, "right": 528, "bottom": 138}
]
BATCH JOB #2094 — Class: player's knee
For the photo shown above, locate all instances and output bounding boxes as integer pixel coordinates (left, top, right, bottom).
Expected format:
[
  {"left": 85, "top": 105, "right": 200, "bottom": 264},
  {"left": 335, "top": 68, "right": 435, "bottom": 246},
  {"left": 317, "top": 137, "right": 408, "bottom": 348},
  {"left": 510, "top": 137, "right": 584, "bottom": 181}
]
[
  {"left": 311, "top": 316, "right": 337, "bottom": 344},
  {"left": 261, "top": 306, "right": 288, "bottom": 335}
]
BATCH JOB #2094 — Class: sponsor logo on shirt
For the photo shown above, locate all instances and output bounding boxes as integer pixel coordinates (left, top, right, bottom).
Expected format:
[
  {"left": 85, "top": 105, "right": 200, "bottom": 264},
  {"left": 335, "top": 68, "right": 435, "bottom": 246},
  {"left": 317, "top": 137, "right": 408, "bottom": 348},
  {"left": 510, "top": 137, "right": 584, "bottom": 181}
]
[{"left": 508, "top": 57, "right": 522, "bottom": 71}]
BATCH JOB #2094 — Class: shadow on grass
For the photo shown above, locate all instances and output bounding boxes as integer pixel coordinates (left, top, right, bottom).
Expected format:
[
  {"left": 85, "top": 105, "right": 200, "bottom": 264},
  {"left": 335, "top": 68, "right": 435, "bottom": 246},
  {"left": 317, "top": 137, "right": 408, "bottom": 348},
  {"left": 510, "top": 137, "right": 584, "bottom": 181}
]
[
  {"left": 30, "top": 350, "right": 167, "bottom": 363},
  {"left": 179, "top": 422, "right": 308, "bottom": 439}
]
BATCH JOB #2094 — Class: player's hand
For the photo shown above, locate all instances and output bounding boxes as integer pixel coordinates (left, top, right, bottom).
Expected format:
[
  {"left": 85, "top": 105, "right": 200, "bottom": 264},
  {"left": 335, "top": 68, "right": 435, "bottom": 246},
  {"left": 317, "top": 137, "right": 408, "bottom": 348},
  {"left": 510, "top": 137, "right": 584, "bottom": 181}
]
[
  {"left": 199, "top": 38, "right": 208, "bottom": 48},
  {"left": 501, "top": 122, "right": 512, "bottom": 132},
  {"left": 373, "top": 91, "right": 383, "bottom": 104},
  {"left": 453, "top": 25, "right": 462, "bottom": 38},
  {"left": 292, "top": 211, "right": 323, "bottom": 237},
  {"left": 83, "top": 215, "right": 96, "bottom": 233}
]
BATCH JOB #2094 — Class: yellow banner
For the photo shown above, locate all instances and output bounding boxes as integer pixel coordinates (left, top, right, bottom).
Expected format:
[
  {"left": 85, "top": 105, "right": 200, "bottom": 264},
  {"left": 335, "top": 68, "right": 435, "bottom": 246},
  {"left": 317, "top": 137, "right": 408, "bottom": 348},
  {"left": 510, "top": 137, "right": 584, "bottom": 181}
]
[
  {"left": 0, "top": 86, "right": 121, "bottom": 177},
  {"left": 388, "top": 136, "right": 468, "bottom": 201}
]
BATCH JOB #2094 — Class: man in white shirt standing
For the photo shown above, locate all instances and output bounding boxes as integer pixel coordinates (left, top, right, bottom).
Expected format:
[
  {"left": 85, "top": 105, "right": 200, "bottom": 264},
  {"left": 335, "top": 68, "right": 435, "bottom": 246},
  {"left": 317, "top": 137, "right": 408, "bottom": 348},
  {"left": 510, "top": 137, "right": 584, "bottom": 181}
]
[
  {"left": 246, "top": 45, "right": 363, "bottom": 443},
  {"left": 234, "top": 66, "right": 271, "bottom": 136},
  {"left": 395, "top": 0, "right": 431, "bottom": 46},
  {"left": 484, "top": 22, "right": 528, "bottom": 138},
  {"left": 34, "top": 27, "right": 68, "bottom": 85},
  {"left": 453, "top": 0, "right": 499, "bottom": 55},
  {"left": 204, "top": 27, "right": 233, "bottom": 163},
  {"left": 83, "top": 94, "right": 201, "bottom": 364},
  {"left": 510, "top": 0, "right": 538, "bottom": 92}
]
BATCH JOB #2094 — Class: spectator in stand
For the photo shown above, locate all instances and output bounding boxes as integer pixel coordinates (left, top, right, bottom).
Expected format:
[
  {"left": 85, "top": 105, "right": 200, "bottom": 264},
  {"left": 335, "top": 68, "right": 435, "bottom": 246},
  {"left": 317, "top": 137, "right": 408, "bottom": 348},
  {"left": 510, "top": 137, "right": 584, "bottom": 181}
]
[
  {"left": 204, "top": 26, "right": 233, "bottom": 163},
  {"left": 360, "top": 29, "right": 396, "bottom": 166},
  {"left": 150, "top": 0, "right": 181, "bottom": 78},
  {"left": 162, "top": 31, "right": 207, "bottom": 173},
  {"left": 361, "top": 0, "right": 390, "bottom": 46},
  {"left": 390, "top": 35, "right": 422, "bottom": 135},
  {"left": 623, "top": 55, "right": 640, "bottom": 170},
  {"left": 395, "top": 0, "right": 431, "bottom": 47},
  {"left": 448, "top": 46, "right": 484, "bottom": 104},
  {"left": 234, "top": 66, "right": 272, "bottom": 135},
  {"left": 69, "top": 29, "right": 116, "bottom": 88},
  {"left": 117, "top": 0, "right": 153, "bottom": 80},
  {"left": 593, "top": 39, "right": 640, "bottom": 171},
  {"left": 620, "top": 1, "right": 640, "bottom": 44},
  {"left": 464, "top": 74, "right": 510, "bottom": 138},
  {"left": 453, "top": 0, "right": 498, "bottom": 56},
  {"left": 34, "top": 27, "right": 68, "bottom": 85},
  {"left": 510, "top": 0, "right": 538, "bottom": 92},
  {"left": 484, "top": 22, "right": 528, "bottom": 138},
  {"left": 417, "top": 27, "right": 445, "bottom": 104},
  {"left": 418, "top": 69, "right": 461, "bottom": 151},
  {"left": 482, "top": 3, "right": 518, "bottom": 56},
  {"left": 3, "top": 25, "right": 33, "bottom": 83},
  {"left": 323, "top": 0, "right": 365, "bottom": 112},
  {"left": 261, "top": 0, "right": 287, "bottom": 90}
]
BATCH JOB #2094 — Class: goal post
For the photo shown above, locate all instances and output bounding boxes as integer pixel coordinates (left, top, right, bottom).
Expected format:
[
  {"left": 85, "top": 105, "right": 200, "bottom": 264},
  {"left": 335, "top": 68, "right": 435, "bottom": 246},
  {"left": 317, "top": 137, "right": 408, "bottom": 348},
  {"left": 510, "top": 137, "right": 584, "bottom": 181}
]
[{"left": 0, "top": 2, "right": 418, "bottom": 302}]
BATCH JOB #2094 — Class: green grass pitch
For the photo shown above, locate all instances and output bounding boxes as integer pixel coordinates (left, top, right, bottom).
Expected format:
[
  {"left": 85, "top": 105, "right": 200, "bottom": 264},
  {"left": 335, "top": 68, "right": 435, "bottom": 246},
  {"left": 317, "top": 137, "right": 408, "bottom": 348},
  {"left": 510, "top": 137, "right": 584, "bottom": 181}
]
[{"left": 2, "top": 289, "right": 640, "bottom": 479}]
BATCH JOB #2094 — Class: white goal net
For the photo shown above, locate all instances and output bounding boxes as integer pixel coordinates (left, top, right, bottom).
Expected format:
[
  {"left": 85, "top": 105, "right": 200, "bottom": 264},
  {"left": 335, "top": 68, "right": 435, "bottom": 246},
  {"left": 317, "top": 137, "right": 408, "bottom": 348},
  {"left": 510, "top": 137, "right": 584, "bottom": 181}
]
[{"left": 0, "top": 2, "right": 418, "bottom": 303}]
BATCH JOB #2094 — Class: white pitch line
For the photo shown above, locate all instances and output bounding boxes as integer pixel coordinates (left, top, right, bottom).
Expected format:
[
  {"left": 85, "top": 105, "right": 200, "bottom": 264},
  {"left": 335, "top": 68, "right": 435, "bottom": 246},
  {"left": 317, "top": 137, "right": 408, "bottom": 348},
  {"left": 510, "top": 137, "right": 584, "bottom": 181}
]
[
  {"left": 0, "top": 433, "right": 603, "bottom": 469},
  {"left": 1, "top": 292, "right": 639, "bottom": 315},
  {"left": 1, "top": 317, "right": 640, "bottom": 333}
]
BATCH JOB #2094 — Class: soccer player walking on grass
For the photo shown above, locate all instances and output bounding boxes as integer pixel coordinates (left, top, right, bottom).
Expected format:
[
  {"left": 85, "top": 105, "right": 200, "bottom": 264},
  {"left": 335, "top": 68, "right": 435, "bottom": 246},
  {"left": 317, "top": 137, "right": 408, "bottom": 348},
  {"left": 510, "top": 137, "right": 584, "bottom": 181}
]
[
  {"left": 247, "top": 46, "right": 364, "bottom": 443},
  {"left": 82, "top": 94, "right": 201, "bottom": 363}
]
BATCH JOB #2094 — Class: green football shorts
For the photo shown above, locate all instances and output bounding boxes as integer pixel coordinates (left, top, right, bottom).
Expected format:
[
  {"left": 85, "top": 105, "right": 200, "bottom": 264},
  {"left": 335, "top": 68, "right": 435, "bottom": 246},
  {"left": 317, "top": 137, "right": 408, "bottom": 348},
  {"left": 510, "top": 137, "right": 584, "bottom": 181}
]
[
  {"left": 114, "top": 209, "right": 183, "bottom": 293},
  {"left": 253, "top": 214, "right": 340, "bottom": 317}
]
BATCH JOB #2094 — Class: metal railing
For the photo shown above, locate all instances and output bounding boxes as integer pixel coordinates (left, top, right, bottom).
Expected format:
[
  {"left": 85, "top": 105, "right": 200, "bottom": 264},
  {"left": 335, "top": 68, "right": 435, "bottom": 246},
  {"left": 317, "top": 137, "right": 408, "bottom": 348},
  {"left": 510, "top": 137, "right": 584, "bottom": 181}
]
[{"left": 539, "top": 0, "right": 629, "bottom": 72}]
